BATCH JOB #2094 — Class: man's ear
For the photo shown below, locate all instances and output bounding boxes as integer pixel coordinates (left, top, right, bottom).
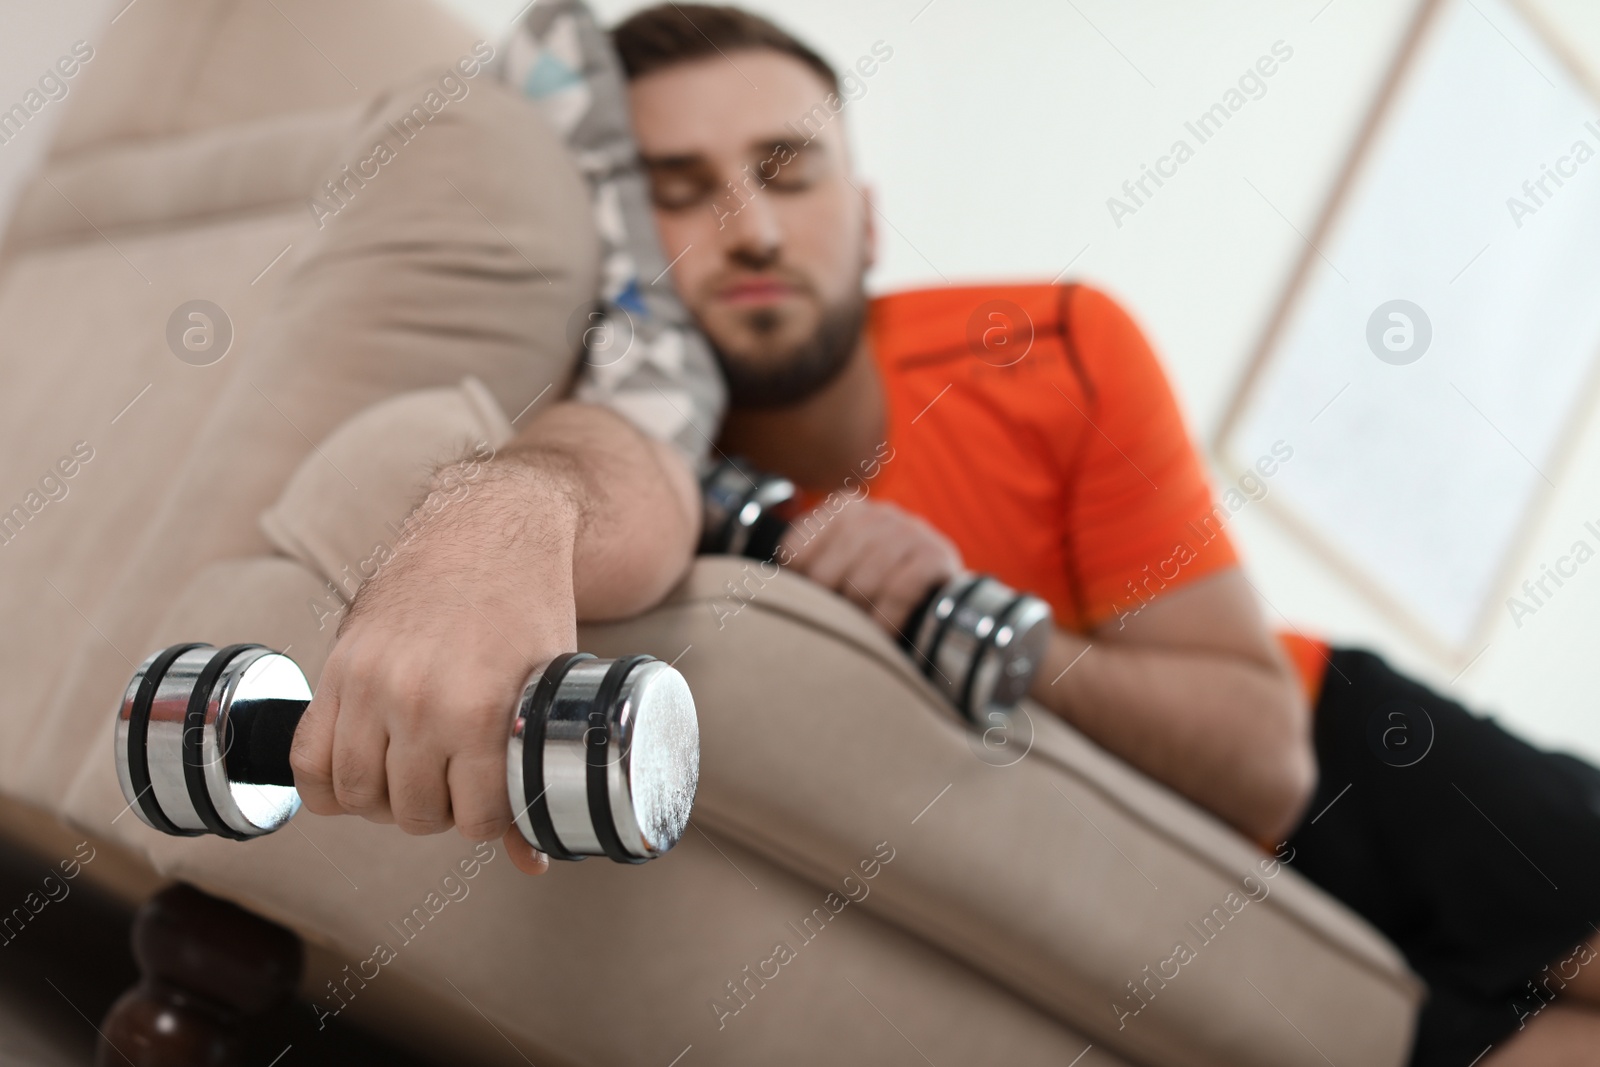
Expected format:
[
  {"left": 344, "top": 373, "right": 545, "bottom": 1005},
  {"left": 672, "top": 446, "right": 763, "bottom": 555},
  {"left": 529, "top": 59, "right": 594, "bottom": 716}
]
[{"left": 860, "top": 180, "right": 878, "bottom": 272}]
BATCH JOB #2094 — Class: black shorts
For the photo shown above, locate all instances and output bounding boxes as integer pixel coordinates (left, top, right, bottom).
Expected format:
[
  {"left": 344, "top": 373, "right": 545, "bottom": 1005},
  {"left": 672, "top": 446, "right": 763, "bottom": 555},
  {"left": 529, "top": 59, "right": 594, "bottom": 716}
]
[{"left": 1285, "top": 648, "right": 1600, "bottom": 1066}]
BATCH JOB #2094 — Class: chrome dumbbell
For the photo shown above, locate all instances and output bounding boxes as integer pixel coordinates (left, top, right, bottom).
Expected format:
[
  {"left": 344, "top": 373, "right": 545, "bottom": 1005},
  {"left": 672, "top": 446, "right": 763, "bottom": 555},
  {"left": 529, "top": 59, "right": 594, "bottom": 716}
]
[
  {"left": 698, "top": 458, "right": 1053, "bottom": 720},
  {"left": 699, "top": 455, "right": 795, "bottom": 563},
  {"left": 114, "top": 643, "right": 699, "bottom": 863},
  {"left": 898, "top": 574, "right": 1053, "bottom": 721}
]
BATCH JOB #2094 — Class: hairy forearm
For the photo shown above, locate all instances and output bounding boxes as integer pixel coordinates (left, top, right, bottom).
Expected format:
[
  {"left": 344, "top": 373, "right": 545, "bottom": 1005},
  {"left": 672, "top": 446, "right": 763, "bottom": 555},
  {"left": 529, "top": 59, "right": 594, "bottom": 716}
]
[
  {"left": 492, "top": 401, "right": 700, "bottom": 620},
  {"left": 1030, "top": 630, "right": 1315, "bottom": 844},
  {"left": 342, "top": 400, "right": 696, "bottom": 645}
]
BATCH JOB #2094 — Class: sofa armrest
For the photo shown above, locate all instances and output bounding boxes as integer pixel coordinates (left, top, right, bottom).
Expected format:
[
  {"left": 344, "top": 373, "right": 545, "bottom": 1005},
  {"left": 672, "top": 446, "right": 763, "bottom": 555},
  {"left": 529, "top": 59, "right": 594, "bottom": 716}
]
[
  {"left": 257, "top": 376, "right": 513, "bottom": 609},
  {"left": 576, "top": 562, "right": 1422, "bottom": 1067}
]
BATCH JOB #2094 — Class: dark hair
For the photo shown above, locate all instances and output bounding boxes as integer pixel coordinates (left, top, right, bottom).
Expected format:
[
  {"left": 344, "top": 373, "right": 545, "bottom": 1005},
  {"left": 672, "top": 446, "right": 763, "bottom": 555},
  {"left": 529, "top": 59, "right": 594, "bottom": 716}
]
[{"left": 611, "top": 4, "right": 838, "bottom": 93}]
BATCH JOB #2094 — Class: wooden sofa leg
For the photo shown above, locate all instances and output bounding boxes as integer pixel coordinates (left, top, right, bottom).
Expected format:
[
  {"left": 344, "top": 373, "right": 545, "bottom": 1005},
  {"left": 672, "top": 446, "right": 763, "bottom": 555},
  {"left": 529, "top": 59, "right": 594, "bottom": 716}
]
[{"left": 97, "top": 882, "right": 303, "bottom": 1067}]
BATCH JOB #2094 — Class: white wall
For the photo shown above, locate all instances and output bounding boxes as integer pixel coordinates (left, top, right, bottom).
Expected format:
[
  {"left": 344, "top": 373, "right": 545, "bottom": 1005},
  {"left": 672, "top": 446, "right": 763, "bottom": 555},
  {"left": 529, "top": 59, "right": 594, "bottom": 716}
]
[{"left": 5, "top": 0, "right": 1600, "bottom": 758}]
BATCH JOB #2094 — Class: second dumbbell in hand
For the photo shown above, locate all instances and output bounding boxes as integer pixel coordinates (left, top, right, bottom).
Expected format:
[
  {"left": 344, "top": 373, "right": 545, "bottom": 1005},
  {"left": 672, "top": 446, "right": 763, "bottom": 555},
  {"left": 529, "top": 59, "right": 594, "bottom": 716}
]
[{"left": 699, "top": 459, "right": 1052, "bottom": 720}]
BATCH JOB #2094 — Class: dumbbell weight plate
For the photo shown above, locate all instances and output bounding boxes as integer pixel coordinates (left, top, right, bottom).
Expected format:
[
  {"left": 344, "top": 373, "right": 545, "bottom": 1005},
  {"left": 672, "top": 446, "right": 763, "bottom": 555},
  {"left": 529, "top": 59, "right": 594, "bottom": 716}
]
[
  {"left": 909, "top": 575, "right": 1054, "bottom": 720},
  {"left": 115, "top": 644, "right": 307, "bottom": 839},
  {"left": 508, "top": 653, "right": 700, "bottom": 863},
  {"left": 699, "top": 458, "right": 795, "bottom": 561}
]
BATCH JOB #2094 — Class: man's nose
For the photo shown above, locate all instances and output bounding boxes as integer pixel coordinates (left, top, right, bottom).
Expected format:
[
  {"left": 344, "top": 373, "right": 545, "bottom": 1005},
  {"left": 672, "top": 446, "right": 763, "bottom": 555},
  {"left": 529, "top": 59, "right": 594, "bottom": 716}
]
[{"left": 717, "top": 179, "right": 782, "bottom": 268}]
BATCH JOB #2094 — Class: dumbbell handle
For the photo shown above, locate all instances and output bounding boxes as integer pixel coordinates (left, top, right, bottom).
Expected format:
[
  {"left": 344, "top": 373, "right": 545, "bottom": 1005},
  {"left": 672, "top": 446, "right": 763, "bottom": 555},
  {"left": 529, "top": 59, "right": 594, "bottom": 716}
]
[
  {"left": 221, "top": 696, "right": 303, "bottom": 787},
  {"left": 115, "top": 643, "right": 700, "bottom": 862}
]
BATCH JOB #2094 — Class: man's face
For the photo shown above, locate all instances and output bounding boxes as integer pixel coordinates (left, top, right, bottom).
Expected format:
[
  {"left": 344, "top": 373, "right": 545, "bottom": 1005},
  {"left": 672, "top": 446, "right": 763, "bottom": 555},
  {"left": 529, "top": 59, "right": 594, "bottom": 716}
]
[{"left": 628, "top": 49, "right": 873, "bottom": 407}]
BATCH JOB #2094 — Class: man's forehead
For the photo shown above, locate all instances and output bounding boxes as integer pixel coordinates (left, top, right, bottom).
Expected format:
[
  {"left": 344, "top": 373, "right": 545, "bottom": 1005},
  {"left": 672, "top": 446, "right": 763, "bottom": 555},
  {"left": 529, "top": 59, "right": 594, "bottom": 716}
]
[{"left": 627, "top": 48, "right": 841, "bottom": 155}]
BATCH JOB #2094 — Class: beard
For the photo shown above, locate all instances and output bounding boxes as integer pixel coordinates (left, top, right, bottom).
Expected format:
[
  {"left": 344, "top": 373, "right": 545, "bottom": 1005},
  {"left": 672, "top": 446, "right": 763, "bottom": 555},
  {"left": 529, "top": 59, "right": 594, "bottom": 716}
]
[{"left": 702, "top": 276, "right": 868, "bottom": 410}]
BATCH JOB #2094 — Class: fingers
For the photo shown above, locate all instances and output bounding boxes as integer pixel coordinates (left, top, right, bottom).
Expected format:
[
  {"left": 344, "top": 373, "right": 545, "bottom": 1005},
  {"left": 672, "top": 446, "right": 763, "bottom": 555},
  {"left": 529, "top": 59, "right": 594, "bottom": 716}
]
[
  {"left": 782, "top": 499, "right": 879, "bottom": 588},
  {"left": 291, "top": 653, "right": 349, "bottom": 818},
  {"left": 298, "top": 645, "right": 547, "bottom": 876},
  {"left": 876, "top": 537, "right": 959, "bottom": 632},
  {"left": 776, "top": 507, "right": 835, "bottom": 573},
  {"left": 850, "top": 532, "right": 956, "bottom": 637},
  {"left": 380, "top": 670, "right": 516, "bottom": 837},
  {"left": 802, "top": 514, "right": 881, "bottom": 591},
  {"left": 780, "top": 499, "right": 963, "bottom": 637},
  {"left": 274, "top": 451, "right": 591, "bottom": 864},
  {"left": 836, "top": 534, "right": 917, "bottom": 620},
  {"left": 446, "top": 744, "right": 513, "bottom": 843},
  {"left": 329, "top": 639, "right": 408, "bottom": 824},
  {"left": 385, "top": 733, "right": 450, "bottom": 835},
  {"left": 502, "top": 824, "right": 550, "bottom": 877},
  {"left": 292, "top": 625, "right": 540, "bottom": 845}
]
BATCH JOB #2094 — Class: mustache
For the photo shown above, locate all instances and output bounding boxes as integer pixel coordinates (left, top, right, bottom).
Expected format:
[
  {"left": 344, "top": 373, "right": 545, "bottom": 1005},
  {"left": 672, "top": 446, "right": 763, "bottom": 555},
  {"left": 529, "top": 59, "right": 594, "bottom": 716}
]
[{"left": 699, "top": 266, "right": 818, "bottom": 301}]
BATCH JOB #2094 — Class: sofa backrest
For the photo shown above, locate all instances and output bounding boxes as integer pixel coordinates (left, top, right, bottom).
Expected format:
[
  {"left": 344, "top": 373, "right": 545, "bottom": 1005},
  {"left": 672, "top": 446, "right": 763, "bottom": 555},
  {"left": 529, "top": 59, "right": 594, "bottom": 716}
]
[
  {"left": 0, "top": 0, "right": 600, "bottom": 808},
  {"left": 45, "top": 1, "right": 476, "bottom": 154}
]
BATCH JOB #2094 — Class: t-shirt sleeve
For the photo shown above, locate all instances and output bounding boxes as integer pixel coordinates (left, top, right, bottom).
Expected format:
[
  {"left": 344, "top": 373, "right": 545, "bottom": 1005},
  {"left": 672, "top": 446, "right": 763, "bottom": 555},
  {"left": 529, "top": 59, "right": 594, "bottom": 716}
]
[
  {"left": 1063, "top": 286, "right": 1238, "bottom": 628},
  {"left": 500, "top": 0, "right": 725, "bottom": 463}
]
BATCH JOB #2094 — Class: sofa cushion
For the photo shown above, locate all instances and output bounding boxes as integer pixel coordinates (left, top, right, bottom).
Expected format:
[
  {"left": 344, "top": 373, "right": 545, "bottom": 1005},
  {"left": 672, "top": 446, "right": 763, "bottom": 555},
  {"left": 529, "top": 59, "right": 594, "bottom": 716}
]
[
  {"left": 2, "top": 107, "right": 360, "bottom": 265},
  {"left": 258, "top": 377, "right": 514, "bottom": 612},
  {"left": 0, "top": 208, "right": 309, "bottom": 799}
]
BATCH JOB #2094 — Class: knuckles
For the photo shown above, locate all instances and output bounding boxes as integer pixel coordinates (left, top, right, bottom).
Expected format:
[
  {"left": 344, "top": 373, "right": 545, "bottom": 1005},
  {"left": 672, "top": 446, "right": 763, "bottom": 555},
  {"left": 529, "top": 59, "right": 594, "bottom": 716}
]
[
  {"left": 395, "top": 814, "right": 452, "bottom": 836},
  {"left": 456, "top": 814, "right": 511, "bottom": 842},
  {"left": 331, "top": 777, "right": 387, "bottom": 816},
  {"left": 288, "top": 750, "right": 331, "bottom": 798},
  {"left": 429, "top": 680, "right": 522, "bottom": 745}
]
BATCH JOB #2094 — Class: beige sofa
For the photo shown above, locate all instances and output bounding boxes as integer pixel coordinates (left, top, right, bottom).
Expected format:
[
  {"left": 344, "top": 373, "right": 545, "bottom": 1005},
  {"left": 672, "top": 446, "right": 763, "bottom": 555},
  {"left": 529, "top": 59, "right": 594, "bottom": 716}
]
[{"left": 0, "top": 1, "right": 1423, "bottom": 1064}]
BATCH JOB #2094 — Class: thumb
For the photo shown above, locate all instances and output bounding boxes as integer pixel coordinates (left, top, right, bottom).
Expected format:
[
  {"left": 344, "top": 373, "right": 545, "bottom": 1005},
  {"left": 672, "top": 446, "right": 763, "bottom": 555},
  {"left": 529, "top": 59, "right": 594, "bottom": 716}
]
[{"left": 502, "top": 825, "right": 550, "bottom": 877}]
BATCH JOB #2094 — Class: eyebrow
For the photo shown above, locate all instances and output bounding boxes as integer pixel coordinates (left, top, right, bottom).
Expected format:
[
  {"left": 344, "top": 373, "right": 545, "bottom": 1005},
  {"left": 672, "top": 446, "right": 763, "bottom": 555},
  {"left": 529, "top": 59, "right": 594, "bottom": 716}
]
[
  {"left": 639, "top": 153, "right": 706, "bottom": 171},
  {"left": 754, "top": 138, "right": 823, "bottom": 162},
  {"left": 640, "top": 137, "right": 825, "bottom": 172}
]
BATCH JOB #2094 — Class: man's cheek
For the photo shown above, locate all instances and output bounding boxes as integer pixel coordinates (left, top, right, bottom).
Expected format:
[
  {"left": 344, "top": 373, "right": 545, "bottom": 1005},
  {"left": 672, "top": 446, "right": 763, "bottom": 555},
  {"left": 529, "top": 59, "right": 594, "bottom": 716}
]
[
  {"left": 649, "top": 203, "right": 700, "bottom": 263},
  {"left": 654, "top": 230, "right": 709, "bottom": 300}
]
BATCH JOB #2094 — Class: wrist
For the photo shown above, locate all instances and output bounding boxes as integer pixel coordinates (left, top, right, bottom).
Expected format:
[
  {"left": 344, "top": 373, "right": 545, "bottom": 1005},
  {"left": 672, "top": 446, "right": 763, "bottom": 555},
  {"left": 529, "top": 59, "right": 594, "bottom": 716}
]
[{"left": 1029, "top": 628, "right": 1093, "bottom": 717}]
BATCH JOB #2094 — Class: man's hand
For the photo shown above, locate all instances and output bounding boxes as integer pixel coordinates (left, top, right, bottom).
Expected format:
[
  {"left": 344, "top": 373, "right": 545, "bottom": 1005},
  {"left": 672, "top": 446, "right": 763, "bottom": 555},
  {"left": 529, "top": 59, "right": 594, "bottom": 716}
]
[
  {"left": 779, "top": 497, "right": 961, "bottom": 637},
  {"left": 289, "top": 402, "right": 700, "bottom": 877},
  {"left": 292, "top": 461, "right": 573, "bottom": 877}
]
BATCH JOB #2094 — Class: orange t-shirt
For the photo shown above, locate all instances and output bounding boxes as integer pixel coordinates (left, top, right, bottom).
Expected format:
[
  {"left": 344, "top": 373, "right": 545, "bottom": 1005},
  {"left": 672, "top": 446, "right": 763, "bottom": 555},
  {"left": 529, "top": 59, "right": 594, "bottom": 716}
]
[{"left": 858, "top": 283, "right": 1330, "bottom": 702}]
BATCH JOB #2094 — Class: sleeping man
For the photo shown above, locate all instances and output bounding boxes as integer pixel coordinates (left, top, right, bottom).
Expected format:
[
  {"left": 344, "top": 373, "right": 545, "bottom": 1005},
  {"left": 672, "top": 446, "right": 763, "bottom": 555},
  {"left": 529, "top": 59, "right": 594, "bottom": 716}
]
[{"left": 611, "top": 5, "right": 1600, "bottom": 1064}]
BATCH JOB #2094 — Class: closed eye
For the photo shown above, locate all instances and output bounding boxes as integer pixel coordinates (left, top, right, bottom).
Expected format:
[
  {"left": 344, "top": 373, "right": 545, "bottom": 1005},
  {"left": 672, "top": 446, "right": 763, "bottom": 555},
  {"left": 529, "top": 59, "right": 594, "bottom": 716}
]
[{"left": 643, "top": 156, "right": 718, "bottom": 211}]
